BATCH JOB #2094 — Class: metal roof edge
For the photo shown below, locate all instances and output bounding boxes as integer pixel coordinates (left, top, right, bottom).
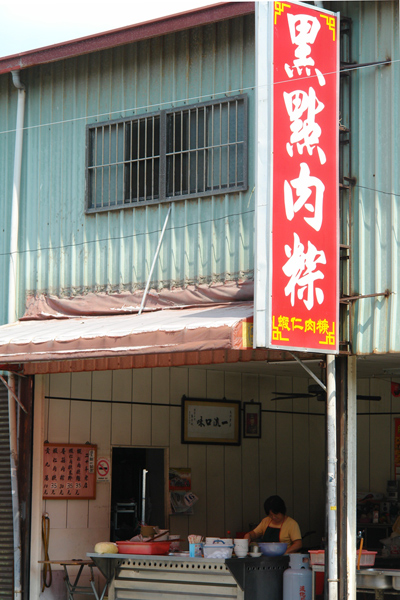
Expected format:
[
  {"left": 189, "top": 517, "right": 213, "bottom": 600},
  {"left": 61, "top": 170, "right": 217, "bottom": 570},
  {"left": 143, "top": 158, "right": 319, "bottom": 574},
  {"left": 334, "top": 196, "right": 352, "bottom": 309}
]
[{"left": 0, "top": 2, "right": 255, "bottom": 75}]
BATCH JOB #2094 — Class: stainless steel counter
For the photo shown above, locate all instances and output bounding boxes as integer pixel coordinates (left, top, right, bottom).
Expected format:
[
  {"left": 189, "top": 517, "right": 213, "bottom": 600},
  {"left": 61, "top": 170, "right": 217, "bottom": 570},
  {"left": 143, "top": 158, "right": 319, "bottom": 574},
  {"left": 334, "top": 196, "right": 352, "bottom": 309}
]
[
  {"left": 357, "top": 568, "right": 400, "bottom": 591},
  {"left": 87, "top": 553, "right": 244, "bottom": 600},
  {"left": 312, "top": 564, "right": 400, "bottom": 599}
]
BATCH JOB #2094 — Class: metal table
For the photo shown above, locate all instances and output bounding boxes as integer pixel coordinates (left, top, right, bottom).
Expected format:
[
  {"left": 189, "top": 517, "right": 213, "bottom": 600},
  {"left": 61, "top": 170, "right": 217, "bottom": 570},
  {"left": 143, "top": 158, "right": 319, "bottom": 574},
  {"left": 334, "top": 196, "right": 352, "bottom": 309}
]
[
  {"left": 38, "top": 560, "right": 108, "bottom": 600},
  {"left": 312, "top": 564, "right": 400, "bottom": 600},
  {"left": 87, "top": 553, "right": 244, "bottom": 600}
]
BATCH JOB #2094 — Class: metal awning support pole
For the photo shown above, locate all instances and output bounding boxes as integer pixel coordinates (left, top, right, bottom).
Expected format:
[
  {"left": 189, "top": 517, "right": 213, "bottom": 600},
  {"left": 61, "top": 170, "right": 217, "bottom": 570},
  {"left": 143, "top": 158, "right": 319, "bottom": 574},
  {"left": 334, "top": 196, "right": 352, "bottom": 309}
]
[
  {"left": 289, "top": 352, "right": 326, "bottom": 392},
  {"left": 0, "top": 375, "right": 27, "bottom": 414},
  {"left": 138, "top": 206, "right": 171, "bottom": 316},
  {"left": 326, "top": 354, "right": 338, "bottom": 600}
]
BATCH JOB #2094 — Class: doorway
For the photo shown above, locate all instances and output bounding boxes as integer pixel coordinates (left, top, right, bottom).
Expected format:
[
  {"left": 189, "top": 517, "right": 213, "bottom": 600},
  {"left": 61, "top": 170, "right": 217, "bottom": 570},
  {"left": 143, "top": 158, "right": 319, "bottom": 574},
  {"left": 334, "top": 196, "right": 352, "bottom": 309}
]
[{"left": 110, "top": 447, "right": 166, "bottom": 541}]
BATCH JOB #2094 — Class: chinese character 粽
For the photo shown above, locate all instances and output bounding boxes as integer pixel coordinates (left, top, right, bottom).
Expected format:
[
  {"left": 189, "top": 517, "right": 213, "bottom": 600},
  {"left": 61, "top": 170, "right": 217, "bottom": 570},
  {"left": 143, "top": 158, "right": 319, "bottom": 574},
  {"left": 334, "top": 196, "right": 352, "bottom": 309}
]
[{"left": 283, "top": 232, "right": 326, "bottom": 310}]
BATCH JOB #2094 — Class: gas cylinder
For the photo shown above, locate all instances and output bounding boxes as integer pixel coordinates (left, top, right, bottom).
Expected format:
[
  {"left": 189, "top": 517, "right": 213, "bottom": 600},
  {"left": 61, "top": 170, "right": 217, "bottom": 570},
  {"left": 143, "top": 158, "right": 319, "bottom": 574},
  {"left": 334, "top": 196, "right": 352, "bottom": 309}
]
[{"left": 283, "top": 554, "right": 312, "bottom": 600}]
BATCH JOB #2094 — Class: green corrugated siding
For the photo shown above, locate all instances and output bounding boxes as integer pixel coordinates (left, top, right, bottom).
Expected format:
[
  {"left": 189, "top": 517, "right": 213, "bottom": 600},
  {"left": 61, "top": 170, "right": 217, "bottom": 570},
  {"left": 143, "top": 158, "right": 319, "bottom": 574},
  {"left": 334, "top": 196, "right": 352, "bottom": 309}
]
[
  {"left": 0, "top": 15, "right": 255, "bottom": 322},
  {"left": 0, "top": 76, "right": 18, "bottom": 325},
  {"left": 332, "top": 0, "right": 400, "bottom": 354}
]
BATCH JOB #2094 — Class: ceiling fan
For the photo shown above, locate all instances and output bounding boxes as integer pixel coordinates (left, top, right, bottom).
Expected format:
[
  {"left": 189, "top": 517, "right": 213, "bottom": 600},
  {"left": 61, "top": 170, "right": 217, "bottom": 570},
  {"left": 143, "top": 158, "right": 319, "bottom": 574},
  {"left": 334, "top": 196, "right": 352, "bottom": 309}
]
[{"left": 271, "top": 384, "right": 381, "bottom": 402}]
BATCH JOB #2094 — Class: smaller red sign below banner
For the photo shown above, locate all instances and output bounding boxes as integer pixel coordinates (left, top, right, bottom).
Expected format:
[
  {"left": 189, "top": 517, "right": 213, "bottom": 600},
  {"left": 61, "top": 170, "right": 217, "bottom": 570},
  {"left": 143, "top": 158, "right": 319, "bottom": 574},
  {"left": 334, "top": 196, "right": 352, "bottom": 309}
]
[{"left": 392, "top": 382, "right": 400, "bottom": 397}]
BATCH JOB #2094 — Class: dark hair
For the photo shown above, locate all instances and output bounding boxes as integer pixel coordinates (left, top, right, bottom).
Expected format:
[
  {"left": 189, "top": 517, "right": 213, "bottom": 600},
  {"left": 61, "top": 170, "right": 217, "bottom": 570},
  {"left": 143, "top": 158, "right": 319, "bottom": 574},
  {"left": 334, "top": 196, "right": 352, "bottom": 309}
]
[{"left": 264, "top": 495, "right": 286, "bottom": 516}]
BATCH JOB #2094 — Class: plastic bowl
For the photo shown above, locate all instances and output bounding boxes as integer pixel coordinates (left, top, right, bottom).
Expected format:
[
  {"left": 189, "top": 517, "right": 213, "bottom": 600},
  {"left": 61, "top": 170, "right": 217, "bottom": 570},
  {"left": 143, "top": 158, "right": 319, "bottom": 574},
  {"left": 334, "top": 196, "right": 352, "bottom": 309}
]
[{"left": 258, "top": 542, "right": 287, "bottom": 556}]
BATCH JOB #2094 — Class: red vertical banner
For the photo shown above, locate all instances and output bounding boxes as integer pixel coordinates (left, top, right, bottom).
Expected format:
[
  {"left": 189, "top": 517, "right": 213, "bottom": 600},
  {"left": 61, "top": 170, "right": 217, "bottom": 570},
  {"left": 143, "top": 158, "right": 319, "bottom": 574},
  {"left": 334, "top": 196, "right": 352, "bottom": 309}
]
[
  {"left": 270, "top": 2, "right": 339, "bottom": 352},
  {"left": 395, "top": 419, "right": 400, "bottom": 480}
]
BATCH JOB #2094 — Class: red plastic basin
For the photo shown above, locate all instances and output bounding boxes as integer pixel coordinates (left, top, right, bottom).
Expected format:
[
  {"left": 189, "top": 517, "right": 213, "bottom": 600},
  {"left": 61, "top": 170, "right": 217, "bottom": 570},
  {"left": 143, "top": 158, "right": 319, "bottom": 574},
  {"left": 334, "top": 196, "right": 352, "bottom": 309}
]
[{"left": 115, "top": 540, "right": 172, "bottom": 555}]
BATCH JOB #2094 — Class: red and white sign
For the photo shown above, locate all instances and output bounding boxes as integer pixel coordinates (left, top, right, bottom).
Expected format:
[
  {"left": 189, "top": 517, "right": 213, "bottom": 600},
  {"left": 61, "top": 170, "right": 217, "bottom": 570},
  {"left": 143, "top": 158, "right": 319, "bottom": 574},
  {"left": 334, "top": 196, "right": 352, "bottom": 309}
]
[
  {"left": 271, "top": 1, "right": 339, "bottom": 353},
  {"left": 255, "top": 1, "right": 339, "bottom": 353},
  {"left": 43, "top": 443, "right": 97, "bottom": 499},
  {"left": 96, "top": 457, "right": 111, "bottom": 482}
]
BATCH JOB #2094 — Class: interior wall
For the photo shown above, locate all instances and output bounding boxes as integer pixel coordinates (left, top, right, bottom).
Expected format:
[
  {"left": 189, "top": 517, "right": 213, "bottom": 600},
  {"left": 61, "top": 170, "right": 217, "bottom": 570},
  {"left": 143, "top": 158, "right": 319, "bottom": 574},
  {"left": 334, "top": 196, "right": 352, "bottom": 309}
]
[
  {"left": 40, "top": 366, "right": 327, "bottom": 558},
  {"left": 357, "top": 376, "right": 396, "bottom": 494}
]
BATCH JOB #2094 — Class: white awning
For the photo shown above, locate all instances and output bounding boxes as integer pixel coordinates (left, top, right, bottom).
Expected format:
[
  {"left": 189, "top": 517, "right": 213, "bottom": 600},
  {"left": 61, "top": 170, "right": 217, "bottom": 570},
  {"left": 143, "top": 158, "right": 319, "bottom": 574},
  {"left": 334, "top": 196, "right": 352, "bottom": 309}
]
[{"left": 0, "top": 302, "right": 254, "bottom": 365}]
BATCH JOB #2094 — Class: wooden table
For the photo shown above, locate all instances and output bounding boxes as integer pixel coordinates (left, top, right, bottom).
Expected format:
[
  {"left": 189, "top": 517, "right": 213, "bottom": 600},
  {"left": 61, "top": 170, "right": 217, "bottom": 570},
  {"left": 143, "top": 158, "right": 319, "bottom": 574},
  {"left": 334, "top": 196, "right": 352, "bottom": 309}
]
[{"left": 38, "top": 559, "right": 108, "bottom": 600}]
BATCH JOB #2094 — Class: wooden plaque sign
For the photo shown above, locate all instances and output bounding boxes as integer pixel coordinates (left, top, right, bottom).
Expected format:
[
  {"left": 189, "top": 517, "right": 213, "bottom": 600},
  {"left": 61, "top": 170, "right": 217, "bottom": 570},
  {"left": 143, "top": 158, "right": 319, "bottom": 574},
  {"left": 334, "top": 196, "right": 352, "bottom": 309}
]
[{"left": 43, "top": 443, "right": 97, "bottom": 499}]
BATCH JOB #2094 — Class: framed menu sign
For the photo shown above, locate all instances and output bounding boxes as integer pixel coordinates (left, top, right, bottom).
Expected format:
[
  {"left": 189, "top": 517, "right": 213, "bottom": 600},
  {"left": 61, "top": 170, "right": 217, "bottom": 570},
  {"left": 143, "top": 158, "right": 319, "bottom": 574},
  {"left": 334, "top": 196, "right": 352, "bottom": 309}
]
[{"left": 43, "top": 443, "right": 97, "bottom": 499}]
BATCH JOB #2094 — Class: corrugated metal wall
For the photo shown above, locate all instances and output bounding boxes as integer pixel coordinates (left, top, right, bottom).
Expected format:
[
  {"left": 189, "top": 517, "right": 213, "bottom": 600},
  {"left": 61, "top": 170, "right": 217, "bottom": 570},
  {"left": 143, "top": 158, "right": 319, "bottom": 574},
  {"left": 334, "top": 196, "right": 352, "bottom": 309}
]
[
  {"left": 0, "top": 15, "right": 255, "bottom": 323},
  {"left": 0, "top": 382, "right": 13, "bottom": 600},
  {"left": 0, "top": 76, "right": 18, "bottom": 327},
  {"left": 333, "top": 0, "right": 400, "bottom": 354}
]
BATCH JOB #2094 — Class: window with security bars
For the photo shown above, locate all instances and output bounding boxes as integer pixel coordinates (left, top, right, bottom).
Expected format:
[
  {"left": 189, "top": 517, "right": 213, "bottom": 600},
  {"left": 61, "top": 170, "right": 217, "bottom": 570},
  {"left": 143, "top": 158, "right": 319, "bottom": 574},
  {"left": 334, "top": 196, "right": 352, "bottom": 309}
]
[{"left": 86, "top": 95, "right": 247, "bottom": 212}]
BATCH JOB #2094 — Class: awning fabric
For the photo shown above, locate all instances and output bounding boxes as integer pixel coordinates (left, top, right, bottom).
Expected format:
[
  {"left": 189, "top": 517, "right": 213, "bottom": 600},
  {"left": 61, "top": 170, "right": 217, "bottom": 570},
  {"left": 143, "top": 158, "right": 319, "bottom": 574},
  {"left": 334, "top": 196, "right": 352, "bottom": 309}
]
[{"left": 0, "top": 302, "right": 254, "bottom": 365}]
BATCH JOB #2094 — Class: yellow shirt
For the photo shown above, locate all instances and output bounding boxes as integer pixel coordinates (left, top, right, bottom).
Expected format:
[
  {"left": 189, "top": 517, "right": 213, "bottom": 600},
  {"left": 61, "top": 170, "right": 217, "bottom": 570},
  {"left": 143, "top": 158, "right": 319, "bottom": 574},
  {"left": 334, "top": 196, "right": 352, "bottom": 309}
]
[{"left": 253, "top": 516, "right": 302, "bottom": 546}]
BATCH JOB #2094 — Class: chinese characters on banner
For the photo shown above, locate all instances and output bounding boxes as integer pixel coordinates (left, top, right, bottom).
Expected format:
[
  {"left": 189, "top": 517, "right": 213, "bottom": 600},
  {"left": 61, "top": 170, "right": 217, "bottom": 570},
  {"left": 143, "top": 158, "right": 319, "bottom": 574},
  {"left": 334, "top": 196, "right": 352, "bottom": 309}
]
[
  {"left": 42, "top": 443, "right": 96, "bottom": 499},
  {"left": 270, "top": 1, "right": 339, "bottom": 352}
]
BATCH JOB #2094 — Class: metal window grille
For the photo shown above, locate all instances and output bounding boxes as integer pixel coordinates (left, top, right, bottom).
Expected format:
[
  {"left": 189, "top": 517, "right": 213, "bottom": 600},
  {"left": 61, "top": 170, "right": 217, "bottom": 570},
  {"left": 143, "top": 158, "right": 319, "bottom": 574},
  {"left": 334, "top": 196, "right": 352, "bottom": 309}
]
[{"left": 86, "top": 95, "right": 247, "bottom": 212}]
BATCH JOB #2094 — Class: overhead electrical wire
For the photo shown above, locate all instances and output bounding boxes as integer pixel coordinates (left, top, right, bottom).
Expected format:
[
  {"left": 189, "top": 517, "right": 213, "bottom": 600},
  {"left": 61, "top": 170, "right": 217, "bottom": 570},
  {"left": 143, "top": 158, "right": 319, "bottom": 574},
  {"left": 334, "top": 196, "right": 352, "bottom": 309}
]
[
  {"left": 0, "top": 56, "right": 397, "bottom": 259},
  {"left": 0, "top": 56, "right": 397, "bottom": 137},
  {"left": 0, "top": 207, "right": 255, "bottom": 257},
  {"left": 1, "top": 177, "right": 398, "bottom": 260}
]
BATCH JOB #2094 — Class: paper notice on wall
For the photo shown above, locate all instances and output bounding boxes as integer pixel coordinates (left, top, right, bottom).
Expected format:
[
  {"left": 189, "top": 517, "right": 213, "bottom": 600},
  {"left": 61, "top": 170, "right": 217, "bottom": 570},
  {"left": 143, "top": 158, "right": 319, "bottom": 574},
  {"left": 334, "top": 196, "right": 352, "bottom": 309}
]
[{"left": 170, "top": 491, "right": 198, "bottom": 515}]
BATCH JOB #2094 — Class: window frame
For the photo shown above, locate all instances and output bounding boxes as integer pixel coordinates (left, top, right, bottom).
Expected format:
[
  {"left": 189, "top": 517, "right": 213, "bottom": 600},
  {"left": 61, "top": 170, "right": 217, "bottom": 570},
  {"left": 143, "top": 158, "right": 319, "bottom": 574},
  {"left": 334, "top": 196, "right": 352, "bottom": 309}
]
[{"left": 85, "top": 94, "right": 248, "bottom": 213}]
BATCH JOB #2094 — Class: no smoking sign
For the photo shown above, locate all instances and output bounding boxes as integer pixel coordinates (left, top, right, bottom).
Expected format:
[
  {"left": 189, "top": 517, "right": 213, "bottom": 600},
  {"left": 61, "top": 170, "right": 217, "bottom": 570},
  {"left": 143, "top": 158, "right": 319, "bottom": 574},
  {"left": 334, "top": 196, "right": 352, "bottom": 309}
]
[{"left": 96, "top": 457, "right": 111, "bottom": 482}]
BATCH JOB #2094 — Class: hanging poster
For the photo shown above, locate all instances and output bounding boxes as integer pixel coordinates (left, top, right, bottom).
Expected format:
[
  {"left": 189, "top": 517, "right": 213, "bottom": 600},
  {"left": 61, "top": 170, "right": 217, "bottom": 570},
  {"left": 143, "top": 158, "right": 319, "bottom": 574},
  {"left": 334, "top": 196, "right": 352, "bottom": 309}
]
[
  {"left": 43, "top": 443, "right": 97, "bottom": 499},
  {"left": 170, "top": 491, "right": 198, "bottom": 515},
  {"left": 243, "top": 402, "right": 262, "bottom": 439},
  {"left": 169, "top": 468, "right": 191, "bottom": 491}
]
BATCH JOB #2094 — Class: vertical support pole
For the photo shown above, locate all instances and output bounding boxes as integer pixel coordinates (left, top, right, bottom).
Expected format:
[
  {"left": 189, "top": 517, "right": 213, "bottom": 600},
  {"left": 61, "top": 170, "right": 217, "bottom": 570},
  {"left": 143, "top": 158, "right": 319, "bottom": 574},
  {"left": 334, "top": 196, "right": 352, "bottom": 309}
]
[
  {"left": 346, "top": 355, "right": 357, "bottom": 600},
  {"left": 9, "top": 71, "right": 26, "bottom": 600},
  {"left": 29, "top": 375, "right": 46, "bottom": 600},
  {"left": 338, "top": 355, "right": 346, "bottom": 600},
  {"left": 141, "top": 469, "right": 148, "bottom": 526},
  {"left": 326, "top": 354, "right": 338, "bottom": 600}
]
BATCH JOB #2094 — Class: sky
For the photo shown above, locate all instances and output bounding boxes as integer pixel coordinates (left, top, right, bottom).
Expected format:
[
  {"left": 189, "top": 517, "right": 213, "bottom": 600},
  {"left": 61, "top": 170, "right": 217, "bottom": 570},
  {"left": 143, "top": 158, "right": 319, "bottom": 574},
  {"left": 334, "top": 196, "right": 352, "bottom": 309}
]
[{"left": 0, "top": 0, "right": 225, "bottom": 58}]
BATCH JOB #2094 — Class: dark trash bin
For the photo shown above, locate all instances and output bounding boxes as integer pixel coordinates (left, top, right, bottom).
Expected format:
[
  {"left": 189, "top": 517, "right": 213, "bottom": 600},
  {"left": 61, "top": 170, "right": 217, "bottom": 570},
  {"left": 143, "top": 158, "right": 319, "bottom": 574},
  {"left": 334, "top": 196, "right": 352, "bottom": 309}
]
[{"left": 226, "top": 555, "right": 289, "bottom": 600}]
